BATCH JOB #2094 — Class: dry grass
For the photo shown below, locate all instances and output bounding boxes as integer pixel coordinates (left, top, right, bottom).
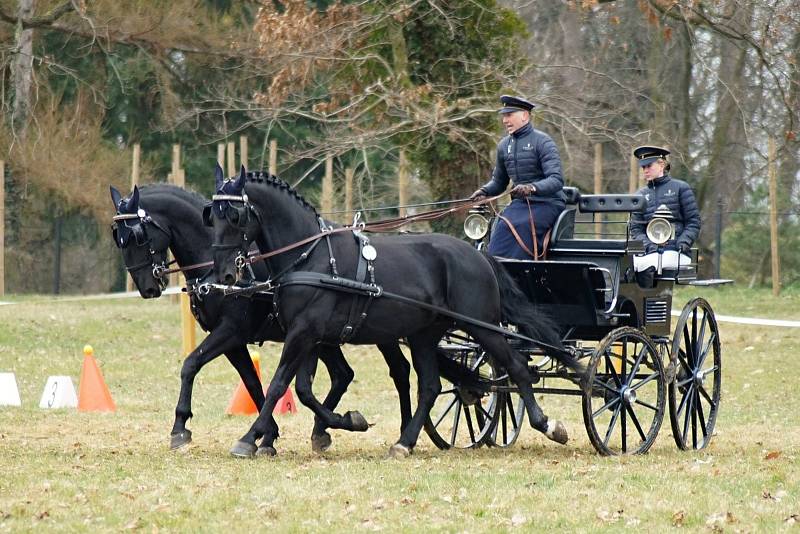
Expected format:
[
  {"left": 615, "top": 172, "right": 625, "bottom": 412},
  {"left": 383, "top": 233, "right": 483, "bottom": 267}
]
[{"left": 0, "top": 286, "right": 798, "bottom": 531}]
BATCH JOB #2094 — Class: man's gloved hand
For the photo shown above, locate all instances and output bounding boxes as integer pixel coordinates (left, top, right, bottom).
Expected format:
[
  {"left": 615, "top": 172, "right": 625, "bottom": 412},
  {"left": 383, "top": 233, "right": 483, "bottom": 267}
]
[
  {"left": 645, "top": 243, "right": 658, "bottom": 254},
  {"left": 510, "top": 183, "right": 536, "bottom": 199},
  {"left": 469, "top": 188, "right": 488, "bottom": 201},
  {"left": 678, "top": 242, "right": 691, "bottom": 254}
]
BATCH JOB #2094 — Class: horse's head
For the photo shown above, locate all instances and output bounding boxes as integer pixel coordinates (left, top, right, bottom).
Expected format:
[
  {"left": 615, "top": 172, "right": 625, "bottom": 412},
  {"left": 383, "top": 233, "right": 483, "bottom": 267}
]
[
  {"left": 208, "top": 164, "right": 261, "bottom": 285},
  {"left": 110, "top": 185, "right": 171, "bottom": 298}
]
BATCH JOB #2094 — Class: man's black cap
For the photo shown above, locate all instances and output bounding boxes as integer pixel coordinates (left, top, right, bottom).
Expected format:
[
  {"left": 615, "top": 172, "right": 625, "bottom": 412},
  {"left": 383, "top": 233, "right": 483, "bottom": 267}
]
[
  {"left": 633, "top": 145, "right": 670, "bottom": 167},
  {"left": 498, "top": 95, "right": 535, "bottom": 114}
]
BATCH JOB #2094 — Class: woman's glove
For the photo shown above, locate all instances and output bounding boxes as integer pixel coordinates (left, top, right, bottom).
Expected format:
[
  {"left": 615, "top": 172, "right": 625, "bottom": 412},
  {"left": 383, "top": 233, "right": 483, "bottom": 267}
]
[{"left": 469, "top": 188, "right": 488, "bottom": 201}]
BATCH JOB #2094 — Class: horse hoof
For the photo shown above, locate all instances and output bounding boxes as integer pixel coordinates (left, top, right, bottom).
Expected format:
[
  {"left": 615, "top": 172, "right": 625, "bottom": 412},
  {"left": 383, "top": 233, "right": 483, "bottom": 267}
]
[
  {"left": 345, "top": 411, "right": 370, "bottom": 432},
  {"left": 545, "top": 420, "right": 569, "bottom": 445},
  {"left": 388, "top": 443, "right": 411, "bottom": 459},
  {"left": 169, "top": 430, "right": 192, "bottom": 450},
  {"left": 230, "top": 440, "right": 258, "bottom": 458},
  {"left": 255, "top": 445, "right": 277, "bottom": 457},
  {"left": 311, "top": 432, "right": 332, "bottom": 453}
]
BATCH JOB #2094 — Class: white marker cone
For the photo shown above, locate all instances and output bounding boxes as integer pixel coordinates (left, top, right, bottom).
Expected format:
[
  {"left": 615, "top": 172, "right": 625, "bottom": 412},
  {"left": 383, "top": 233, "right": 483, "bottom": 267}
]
[
  {"left": 39, "top": 376, "right": 78, "bottom": 409},
  {"left": 0, "top": 372, "right": 22, "bottom": 406}
]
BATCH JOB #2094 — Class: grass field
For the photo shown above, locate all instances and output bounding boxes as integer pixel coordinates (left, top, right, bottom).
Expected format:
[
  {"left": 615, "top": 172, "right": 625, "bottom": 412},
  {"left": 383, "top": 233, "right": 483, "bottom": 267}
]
[{"left": 0, "top": 285, "right": 798, "bottom": 531}]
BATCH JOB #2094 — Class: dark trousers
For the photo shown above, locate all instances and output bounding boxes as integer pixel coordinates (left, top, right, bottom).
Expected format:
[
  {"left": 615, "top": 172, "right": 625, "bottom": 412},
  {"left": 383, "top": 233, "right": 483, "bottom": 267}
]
[{"left": 488, "top": 199, "right": 563, "bottom": 260}]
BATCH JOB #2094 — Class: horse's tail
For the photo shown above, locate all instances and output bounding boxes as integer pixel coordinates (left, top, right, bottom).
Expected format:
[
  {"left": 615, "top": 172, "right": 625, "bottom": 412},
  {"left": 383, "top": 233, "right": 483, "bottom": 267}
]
[{"left": 484, "top": 254, "right": 584, "bottom": 374}]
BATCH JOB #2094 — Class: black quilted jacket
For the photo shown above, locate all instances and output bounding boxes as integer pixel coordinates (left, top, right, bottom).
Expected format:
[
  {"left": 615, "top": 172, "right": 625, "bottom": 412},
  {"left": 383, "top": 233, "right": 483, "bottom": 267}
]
[
  {"left": 630, "top": 175, "right": 701, "bottom": 252},
  {"left": 479, "top": 122, "right": 565, "bottom": 205}
]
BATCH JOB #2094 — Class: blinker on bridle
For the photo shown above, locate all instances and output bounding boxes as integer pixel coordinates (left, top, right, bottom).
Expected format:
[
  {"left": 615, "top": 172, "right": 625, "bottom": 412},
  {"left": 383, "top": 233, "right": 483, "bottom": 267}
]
[
  {"left": 112, "top": 207, "right": 171, "bottom": 289},
  {"left": 210, "top": 193, "right": 259, "bottom": 278}
]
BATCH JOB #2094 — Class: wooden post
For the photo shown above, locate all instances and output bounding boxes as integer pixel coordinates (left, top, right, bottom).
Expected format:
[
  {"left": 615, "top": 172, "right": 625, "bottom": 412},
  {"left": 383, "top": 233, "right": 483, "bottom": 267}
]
[
  {"left": 240, "top": 135, "right": 248, "bottom": 171},
  {"left": 169, "top": 145, "right": 182, "bottom": 302},
  {"left": 768, "top": 137, "right": 781, "bottom": 296},
  {"left": 227, "top": 142, "right": 236, "bottom": 178},
  {"left": 629, "top": 154, "right": 638, "bottom": 193},
  {"left": 269, "top": 139, "right": 278, "bottom": 176},
  {"left": 322, "top": 155, "right": 334, "bottom": 214},
  {"left": 126, "top": 145, "right": 141, "bottom": 292},
  {"left": 593, "top": 143, "right": 603, "bottom": 237},
  {"left": 217, "top": 143, "right": 225, "bottom": 169},
  {"left": 398, "top": 150, "right": 409, "bottom": 218},
  {"left": 344, "top": 167, "right": 354, "bottom": 225},
  {"left": 0, "top": 160, "right": 5, "bottom": 296}
]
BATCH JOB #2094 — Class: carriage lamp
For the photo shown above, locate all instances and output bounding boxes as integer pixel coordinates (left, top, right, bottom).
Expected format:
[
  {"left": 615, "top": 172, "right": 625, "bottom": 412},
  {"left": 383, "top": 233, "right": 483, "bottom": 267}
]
[
  {"left": 645, "top": 204, "right": 675, "bottom": 245},
  {"left": 464, "top": 213, "right": 489, "bottom": 240}
]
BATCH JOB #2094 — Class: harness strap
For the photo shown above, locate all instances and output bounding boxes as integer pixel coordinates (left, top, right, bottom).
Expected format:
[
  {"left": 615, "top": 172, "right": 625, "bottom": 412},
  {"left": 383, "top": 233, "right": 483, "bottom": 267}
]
[{"left": 278, "top": 271, "right": 572, "bottom": 358}]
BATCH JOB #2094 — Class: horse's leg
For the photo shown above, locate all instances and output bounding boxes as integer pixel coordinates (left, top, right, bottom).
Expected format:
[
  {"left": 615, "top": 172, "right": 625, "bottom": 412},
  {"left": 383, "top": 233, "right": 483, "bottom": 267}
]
[
  {"left": 377, "top": 343, "right": 412, "bottom": 434},
  {"left": 223, "top": 346, "right": 283, "bottom": 456},
  {"left": 305, "top": 346, "right": 369, "bottom": 453},
  {"left": 468, "top": 328, "right": 568, "bottom": 445},
  {"left": 389, "top": 329, "right": 444, "bottom": 458},
  {"left": 230, "top": 330, "right": 313, "bottom": 458},
  {"left": 170, "top": 328, "right": 241, "bottom": 449}
]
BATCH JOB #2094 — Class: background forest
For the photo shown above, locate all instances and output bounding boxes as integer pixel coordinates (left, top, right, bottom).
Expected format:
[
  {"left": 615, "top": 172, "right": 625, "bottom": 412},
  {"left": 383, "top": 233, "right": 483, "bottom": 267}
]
[{"left": 0, "top": 0, "right": 798, "bottom": 294}]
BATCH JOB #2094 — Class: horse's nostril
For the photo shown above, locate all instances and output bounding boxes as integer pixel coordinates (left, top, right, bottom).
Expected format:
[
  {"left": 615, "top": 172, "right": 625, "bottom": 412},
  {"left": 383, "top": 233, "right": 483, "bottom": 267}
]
[{"left": 144, "top": 288, "right": 157, "bottom": 298}]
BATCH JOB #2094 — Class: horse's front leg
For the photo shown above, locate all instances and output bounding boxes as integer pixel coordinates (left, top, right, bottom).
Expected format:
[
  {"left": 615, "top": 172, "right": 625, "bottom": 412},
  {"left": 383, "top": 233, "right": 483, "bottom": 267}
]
[
  {"left": 377, "top": 343, "right": 412, "bottom": 434},
  {"left": 170, "top": 328, "right": 241, "bottom": 449},
  {"left": 230, "top": 329, "right": 315, "bottom": 458}
]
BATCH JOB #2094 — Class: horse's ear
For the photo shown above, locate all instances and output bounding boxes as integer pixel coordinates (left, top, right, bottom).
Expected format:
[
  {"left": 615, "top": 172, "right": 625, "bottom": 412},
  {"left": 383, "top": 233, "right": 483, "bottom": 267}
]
[
  {"left": 233, "top": 165, "right": 247, "bottom": 192},
  {"left": 215, "top": 162, "right": 224, "bottom": 191},
  {"left": 110, "top": 186, "right": 122, "bottom": 209},
  {"left": 129, "top": 186, "right": 140, "bottom": 211}
]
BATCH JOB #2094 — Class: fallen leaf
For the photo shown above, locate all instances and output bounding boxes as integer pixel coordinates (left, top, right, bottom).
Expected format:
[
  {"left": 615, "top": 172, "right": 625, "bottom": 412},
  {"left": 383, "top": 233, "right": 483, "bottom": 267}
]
[
  {"left": 672, "top": 510, "right": 686, "bottom": 527},
  {"left": 764, "top": 451, "right": 781, "bottom": 460},
  {"left": 785, "top": 514, "right": 798, "bottom": 524},
  {"left": 400, "top": 496, "right": 414, "bottom": 505},
  {"left": 596, "top": 509, "right": 621, "bottom": 523}
]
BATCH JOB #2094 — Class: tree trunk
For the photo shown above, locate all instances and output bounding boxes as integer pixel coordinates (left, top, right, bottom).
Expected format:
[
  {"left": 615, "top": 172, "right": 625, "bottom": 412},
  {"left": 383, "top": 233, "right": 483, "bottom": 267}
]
[{"left": 11, "top": 0, "right": 36, "bottom": 139}]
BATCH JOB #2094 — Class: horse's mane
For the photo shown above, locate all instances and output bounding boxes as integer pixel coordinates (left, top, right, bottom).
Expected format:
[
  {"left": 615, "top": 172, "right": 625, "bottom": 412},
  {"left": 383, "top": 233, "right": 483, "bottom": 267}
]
[
  {"left": 244, "top": 171, "right": 320, "bottom": 219},
  {"left": 138, "top": 183, "right": 209, "bottom": 211}
]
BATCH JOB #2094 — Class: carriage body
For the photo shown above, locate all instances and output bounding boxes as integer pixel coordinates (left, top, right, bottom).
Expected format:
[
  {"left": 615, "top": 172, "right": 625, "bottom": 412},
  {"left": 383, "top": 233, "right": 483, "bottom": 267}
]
[{"left": 428, "top": 187, "right": 722, "bottom": 455}]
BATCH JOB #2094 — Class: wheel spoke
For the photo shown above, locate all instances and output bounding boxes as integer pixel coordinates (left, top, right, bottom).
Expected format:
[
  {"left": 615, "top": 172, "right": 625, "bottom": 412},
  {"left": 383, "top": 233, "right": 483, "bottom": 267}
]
[
  {"left": 500, "top": 396, "right": 509, "bottom": 444},
  {"left": 624, "top": 403, "right": 647, "bottom": 442},
  {"left": 469, "top": 352, "right": 487, "bottom": 372},
  {"left": 433, "top": 395, "right": 459, "bottom": 428},
  {"left": 681, "top": 386, "right": 694, "bottom": 444},
  {"left": 449, "top": 400, "right": 462, "bottom": 446},
  {"left": 464, "top": 406, "right": 476, "bottom": 444},
  {"left": 676, "top": 382, "right": 691, "bottom": 418},
  {"left": 634, "top": 398, "right": 658, "bottom": 411},
  {"left": 630, "top": 371, "right": 660, "bottom": 392},
  {"left": 625, "top": 344, "right": 650, "bottom": 387},
  {"left": 603, "top": 352, "right": 623, "bottom": 388},
  {"left": 696, "top": 391, "right": 708, "bottom": 440},
  {"left": 621, "top": 400, "right": 628, "bottom": 453},
  {"left": 602, "top": 403, "right": 623, "bottom": 447},
  {"left": 592, "top": 396, "right": 621, "bottom": 419},
  {"left": 695, "top": 312, "right": 708, "bottom": 361},
  {"left": 696, "top": 332, "right": 716, "bottom": 369},
  {"left": 698, "top": 383, "right": 716, "bottom": 407},
  {"left": 593, "top": 376, "right": 620, "bottom": 395},
  {"left": 691, "top": 389, "right": 698, "bottom": 447},
  {"left": 475, "top": 401, "right": 493, "bottom": 421}
]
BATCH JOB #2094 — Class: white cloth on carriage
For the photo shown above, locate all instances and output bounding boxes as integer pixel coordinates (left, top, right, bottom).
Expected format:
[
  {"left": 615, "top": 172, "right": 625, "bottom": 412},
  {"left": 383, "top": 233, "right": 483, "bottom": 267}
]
[{"left": 633, "top": 250, "right": 692, "bottom": 272}]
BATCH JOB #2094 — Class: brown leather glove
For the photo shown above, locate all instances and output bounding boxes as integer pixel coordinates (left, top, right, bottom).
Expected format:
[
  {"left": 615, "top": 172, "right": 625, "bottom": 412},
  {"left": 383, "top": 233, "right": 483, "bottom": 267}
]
[
  {"left": 470, "top": 188, "right": 488, "bottom": 201},
  {"left": 510, "top": 183, "right": 536, "bottom": 199}
]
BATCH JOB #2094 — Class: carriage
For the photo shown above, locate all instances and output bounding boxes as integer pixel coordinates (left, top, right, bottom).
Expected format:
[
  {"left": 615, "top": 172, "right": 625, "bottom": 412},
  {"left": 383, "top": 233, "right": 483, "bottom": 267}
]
[{"left": 423, "top": 187, "right": 726, "bottom": 456}]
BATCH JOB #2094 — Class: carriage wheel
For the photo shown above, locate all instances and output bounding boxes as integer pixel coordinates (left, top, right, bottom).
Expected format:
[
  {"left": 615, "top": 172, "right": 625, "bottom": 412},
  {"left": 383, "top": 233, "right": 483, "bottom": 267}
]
[
  {"left": 424, "top": 339, "right": 501, "bottom": 450},
  {"left": 669, "top": 298, "right": 721, "bottom": 450},
  {"left": 486, "top": 389, "right": 525, "bottom": 448},
  {"left": 582, "top": 327, "right": 666, "bottom": 455}
]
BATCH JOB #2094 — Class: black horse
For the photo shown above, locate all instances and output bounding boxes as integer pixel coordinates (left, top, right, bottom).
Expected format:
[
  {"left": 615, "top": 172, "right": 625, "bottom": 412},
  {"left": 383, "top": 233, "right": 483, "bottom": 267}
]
[
  {"left": 210, "top": 165, "right": 582, "bottom": 458},
  {"left": 110, "top": 183, "right": 412, "bottom": 454}
]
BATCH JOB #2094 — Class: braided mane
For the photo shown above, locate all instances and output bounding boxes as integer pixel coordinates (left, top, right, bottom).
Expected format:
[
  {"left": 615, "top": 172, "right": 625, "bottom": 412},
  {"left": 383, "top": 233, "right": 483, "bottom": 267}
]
[{"left": 245, "top": 170, "right": 320, "bottom": 218}]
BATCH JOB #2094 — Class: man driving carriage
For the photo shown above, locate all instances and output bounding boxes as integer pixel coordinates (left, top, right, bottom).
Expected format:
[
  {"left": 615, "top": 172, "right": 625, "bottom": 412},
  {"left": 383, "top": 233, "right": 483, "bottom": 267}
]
[
  {"left": 470, "top": 95, "right": 565, "bottom": 260},
  {"left": 629, "top": 145, "right": 701, "bottom": 278}
]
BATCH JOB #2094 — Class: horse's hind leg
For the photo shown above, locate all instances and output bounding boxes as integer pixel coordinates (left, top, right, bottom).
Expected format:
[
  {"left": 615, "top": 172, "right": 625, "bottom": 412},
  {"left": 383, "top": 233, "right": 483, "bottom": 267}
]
[
  {"left": 467, "top": 329, "right": 568, "bottom": 445},
  {"left": 170, "top": 329, "right": 241, "bottom": 449},
  {"left": 378, "top": 343, "right": 412, "bottom": 434},
  {"left": 390, "top": 329, "right": 445, "bottom": 458}
]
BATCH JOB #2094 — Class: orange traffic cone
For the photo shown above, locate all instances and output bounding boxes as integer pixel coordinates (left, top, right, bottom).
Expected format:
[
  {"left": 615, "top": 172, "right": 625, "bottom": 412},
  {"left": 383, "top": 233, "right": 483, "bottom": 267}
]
[
  {"left": 273, "top": 384, "right": 297, "bottom": 415},
  {"left": 225, "top": 352, "right": 263, "bottom": 415},
  {"left": 77, "top": 345, "right": 116, "bottom": 412}
]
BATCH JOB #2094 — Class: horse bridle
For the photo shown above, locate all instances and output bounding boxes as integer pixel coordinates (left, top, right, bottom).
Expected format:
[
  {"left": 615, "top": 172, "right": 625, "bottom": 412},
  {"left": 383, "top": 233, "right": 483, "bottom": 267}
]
[
  {"left": 112, "top": 208, "right": 173, "bottom": 290},
  {"left": 209, "top": 193, "right": 262, "bottom": 279}
]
